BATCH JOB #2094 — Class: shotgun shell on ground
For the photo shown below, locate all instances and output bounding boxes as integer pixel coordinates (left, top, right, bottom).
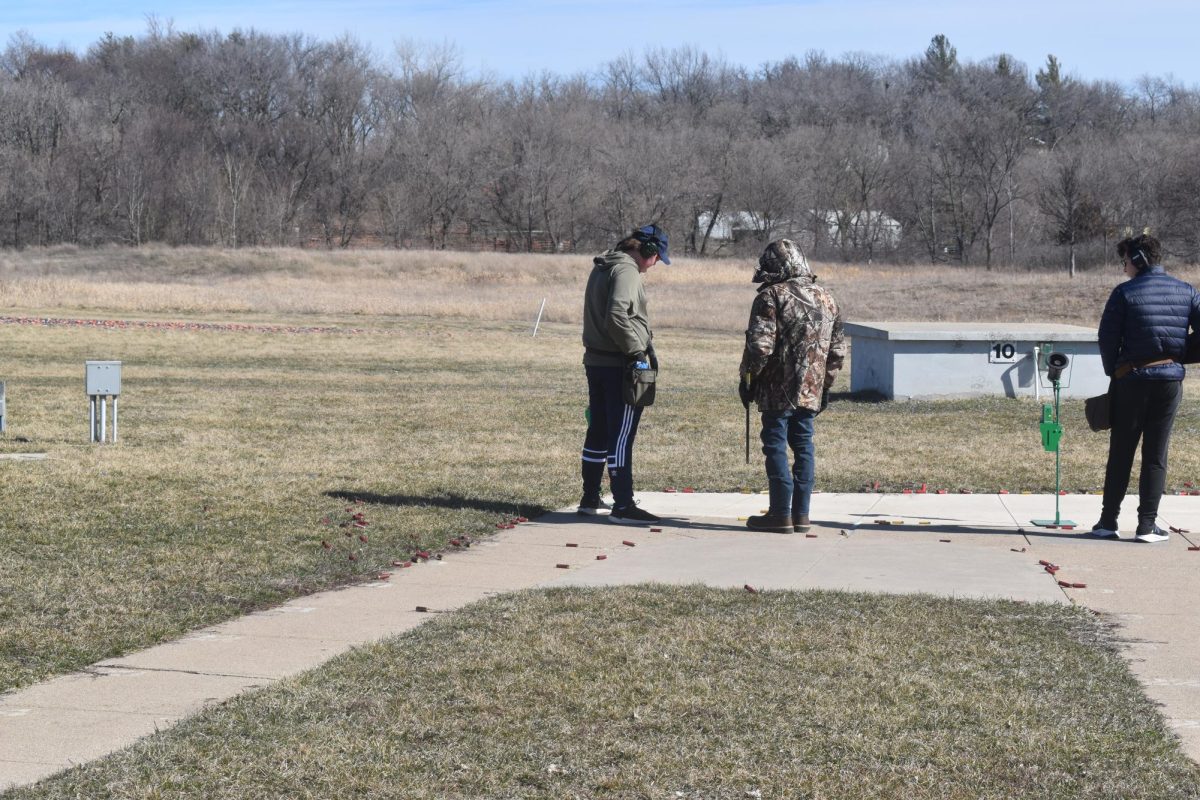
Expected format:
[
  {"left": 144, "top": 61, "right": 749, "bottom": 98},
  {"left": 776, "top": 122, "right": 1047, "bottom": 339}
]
[
  {"left": 650, "top": 527, "right": 663, "bottom": 532},
  {"left": 596, "top": 554, "right": 607, "bottom": 560},
  {"left": 744, "top": 584, "right": 758, "bottom": 594},
  {"left": 415, "top": 606, "right": 429, "bottom": 612},
  {"left": 565, "top": 543, "right": 578, "bottom": 547},
  {"left": 556, "top": 563, "right": 570, "bottom": 569},
  {"left": 622, "top": 540, "right": 636, "bottom": 547}
]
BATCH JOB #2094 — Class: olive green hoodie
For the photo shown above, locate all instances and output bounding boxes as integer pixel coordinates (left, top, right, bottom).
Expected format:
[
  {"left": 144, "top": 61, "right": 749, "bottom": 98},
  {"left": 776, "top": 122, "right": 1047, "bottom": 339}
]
[{"left": 581, "top": 249, "right": 652, "bottom": 367}]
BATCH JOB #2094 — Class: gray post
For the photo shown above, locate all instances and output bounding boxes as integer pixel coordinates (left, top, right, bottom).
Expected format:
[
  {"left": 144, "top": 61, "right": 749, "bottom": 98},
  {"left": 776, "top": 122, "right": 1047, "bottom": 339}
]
[
  {"left": 90, "top": 397, "right": 97, "bottom": 443},
  {"left": 0, "top": 380, "right": 6, "bottom": 434}
]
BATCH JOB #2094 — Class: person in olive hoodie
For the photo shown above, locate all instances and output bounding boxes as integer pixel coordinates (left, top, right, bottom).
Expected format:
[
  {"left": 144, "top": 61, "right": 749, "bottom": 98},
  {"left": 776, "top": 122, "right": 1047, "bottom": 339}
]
[{"left": 579, "top": 225, "right": 669, "bottom": 525}]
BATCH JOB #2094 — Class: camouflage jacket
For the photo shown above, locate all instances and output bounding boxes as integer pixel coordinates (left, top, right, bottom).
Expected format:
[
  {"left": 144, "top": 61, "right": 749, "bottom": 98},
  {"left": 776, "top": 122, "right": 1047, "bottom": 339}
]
[{"left": 739, "top": 276, "right": 845, "bottom": 412}]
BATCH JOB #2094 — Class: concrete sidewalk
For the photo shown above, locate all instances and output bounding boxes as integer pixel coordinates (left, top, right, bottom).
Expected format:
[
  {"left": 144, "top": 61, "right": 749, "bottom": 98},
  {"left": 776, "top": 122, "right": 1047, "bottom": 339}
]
[{"left": 3, "top": 491, "right": 1199, "bottom": 790}]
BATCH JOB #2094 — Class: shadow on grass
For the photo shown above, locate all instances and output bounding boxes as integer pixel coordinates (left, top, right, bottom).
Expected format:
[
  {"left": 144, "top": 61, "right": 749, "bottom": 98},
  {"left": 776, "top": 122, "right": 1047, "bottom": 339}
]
[
  {"left": 325, "top": 490, "right": 551, "bottom": 517},
  {"left": 833, "top": 389, "right": 889, "bottom": 404}
]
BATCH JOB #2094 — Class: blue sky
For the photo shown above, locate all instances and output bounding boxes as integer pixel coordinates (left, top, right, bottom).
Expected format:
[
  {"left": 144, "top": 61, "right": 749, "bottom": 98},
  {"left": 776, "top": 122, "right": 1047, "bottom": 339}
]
[{"left": 5, "top": 0, "right": 1198, "bottom": 88}]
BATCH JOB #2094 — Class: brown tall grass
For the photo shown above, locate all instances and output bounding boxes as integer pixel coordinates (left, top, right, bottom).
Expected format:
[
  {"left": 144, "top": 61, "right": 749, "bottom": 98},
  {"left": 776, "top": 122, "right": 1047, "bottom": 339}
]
[{"left": 3, "top": 244, "right": 1187, "bottom": 330}]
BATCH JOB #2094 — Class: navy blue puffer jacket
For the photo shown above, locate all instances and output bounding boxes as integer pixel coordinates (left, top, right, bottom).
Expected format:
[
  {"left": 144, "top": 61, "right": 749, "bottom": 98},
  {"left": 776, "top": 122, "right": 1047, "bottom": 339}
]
[{"left": 1098, "top": 265, "right": 1200, "bottom": 380}]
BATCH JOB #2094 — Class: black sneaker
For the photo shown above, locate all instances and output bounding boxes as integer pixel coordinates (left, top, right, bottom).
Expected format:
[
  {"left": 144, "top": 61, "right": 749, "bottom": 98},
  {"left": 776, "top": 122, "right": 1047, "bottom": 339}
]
[
  {"left": 577, "top": 497, "right": 612, "bottom": 516},
  {"left": 1134, "top": 524, "right": 1170, "bottom": 543},
  {"left": 1089, "top": 521, "right": 1120, "bottom": 539},
  {"left": 607, "top": 504, "right": 660, "bottom": 525}
]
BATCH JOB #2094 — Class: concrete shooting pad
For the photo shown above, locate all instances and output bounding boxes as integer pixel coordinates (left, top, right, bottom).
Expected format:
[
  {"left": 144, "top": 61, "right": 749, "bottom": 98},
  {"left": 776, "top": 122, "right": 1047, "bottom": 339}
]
[{"left": 3, "top": 490, "right": 1200, "bottom": 790}]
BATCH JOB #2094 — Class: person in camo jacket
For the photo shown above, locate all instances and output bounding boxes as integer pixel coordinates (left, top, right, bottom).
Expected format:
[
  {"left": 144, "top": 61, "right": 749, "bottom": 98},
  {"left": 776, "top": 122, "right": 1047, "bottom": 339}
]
[{"left": 739, "top": 239, "right": 845, "bottom": 534}]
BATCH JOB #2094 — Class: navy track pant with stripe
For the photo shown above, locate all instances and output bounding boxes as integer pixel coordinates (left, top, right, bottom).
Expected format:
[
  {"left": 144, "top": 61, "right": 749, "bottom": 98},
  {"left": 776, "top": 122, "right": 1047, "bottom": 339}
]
[{"left": 581, "top": 365, "right": 644, "bottom": 509}]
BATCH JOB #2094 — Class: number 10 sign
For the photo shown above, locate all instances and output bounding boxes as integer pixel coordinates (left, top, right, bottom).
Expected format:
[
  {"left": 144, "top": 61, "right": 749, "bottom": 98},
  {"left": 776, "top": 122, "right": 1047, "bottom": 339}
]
[{"left": 989, "top": 341, "right": 1018, "bottom": 363}]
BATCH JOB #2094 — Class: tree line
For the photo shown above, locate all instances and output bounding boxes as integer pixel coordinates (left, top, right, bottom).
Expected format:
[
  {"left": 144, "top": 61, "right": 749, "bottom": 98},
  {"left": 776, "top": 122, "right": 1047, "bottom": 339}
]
[{"left": 2, "top": 27, "right": 1199, "bottom": 272}]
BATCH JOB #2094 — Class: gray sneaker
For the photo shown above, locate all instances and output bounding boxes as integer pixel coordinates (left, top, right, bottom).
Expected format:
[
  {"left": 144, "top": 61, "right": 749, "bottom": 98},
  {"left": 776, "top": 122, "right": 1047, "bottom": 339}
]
[{"left": 1134, "top": 525, "right": 1170, "bottom": 543}]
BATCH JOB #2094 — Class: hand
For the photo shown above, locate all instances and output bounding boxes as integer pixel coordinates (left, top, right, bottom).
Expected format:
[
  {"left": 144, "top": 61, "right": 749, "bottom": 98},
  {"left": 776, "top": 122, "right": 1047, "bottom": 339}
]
[
  {"left": 646, "top": 346, "right": 659, "bottom": 371},
  {"left": 819, "top": 387, "right": 830, "bottom": 413},
  {"left": 738, "top": 375, "right": 753, "bottom": 409}
]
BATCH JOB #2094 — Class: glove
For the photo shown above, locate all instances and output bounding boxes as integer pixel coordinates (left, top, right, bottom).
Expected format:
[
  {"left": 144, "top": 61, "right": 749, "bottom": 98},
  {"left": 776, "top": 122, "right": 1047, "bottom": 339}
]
[
  {"left": 629, "top": 351, "right": 648, "bottom": 368},
  {"left": 646, "top": 344, "right": 659, "bottom": 371},
  {"left": 738, "top": 375, "right": 753, "bottom": 409},
  {"left": 819, "top": 387, "right": 830, "bottom": 413}
]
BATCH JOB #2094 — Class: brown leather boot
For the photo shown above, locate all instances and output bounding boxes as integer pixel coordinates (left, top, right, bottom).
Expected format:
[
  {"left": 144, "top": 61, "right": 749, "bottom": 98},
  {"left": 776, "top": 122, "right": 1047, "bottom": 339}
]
[
  {"left": 794, "top": 514, "right": 811, "bottom": 534},
  {"left": 747, "top": 512, "right": 794, "bottom": 534}
]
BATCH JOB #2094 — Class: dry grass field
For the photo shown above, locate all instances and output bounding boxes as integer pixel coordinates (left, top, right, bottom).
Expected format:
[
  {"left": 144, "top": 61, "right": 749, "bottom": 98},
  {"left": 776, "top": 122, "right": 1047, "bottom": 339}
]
[
  {"left": 1, "top": 243, "right": 1180, "bottom": 329},
  {"left": 4, "top": 246, "right": 1200, "bottom": 797}
]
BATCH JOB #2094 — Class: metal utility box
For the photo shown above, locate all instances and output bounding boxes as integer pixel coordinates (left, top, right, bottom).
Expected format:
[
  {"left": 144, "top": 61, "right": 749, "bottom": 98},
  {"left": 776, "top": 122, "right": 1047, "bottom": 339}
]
[
  {"left": 86, "top": 361, "right": 122, "bottom": 443},
  {"left": 85, "top": 361, "right": 122, "bottom": 396}
]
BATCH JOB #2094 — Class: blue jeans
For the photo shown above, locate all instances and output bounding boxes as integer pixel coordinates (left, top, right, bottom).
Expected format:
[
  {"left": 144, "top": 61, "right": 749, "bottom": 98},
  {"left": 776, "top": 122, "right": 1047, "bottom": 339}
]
[{"left": 760, "top": 408, "right": 816, "bottom": 518}]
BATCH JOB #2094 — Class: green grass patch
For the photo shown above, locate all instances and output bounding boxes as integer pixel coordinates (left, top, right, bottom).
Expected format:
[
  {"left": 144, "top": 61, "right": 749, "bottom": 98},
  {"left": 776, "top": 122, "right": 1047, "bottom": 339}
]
[{"left": 7, "top": 586, "right": 1199, "bottom": 799}]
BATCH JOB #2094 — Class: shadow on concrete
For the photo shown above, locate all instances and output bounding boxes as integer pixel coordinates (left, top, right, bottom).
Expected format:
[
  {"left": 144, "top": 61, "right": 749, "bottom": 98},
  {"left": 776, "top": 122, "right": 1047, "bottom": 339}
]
[{"left": 325, "top": 490, "right": 550, "bottom": 517}]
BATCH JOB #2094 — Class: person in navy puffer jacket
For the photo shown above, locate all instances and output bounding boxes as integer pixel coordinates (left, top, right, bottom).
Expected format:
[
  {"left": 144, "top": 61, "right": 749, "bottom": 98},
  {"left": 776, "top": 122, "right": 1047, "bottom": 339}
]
[{"left": 1094, "top": 233, "right": 1200, "bottom": 542}]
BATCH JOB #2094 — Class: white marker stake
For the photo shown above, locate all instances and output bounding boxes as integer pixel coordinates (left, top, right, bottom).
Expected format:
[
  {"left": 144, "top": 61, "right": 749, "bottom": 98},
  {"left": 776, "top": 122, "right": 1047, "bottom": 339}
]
[{"left": 531, "top": 297, "right": 547, "bottom": 337}]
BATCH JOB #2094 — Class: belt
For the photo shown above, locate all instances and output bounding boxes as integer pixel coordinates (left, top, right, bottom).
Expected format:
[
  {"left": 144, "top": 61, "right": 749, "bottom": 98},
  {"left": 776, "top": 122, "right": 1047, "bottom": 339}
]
[{"left": 1114, "top": 358, "right": 1175, "bottom": 379}]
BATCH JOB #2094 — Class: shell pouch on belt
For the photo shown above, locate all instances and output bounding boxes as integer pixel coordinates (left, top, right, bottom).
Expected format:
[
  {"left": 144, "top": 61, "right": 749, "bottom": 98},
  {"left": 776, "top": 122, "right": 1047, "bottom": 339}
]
[
  {"left": 623, "top": 361, "right": 657, "bottom": 407},
  {"left": 1084, "top": 390, "right": 1111, "bottom": 432}
]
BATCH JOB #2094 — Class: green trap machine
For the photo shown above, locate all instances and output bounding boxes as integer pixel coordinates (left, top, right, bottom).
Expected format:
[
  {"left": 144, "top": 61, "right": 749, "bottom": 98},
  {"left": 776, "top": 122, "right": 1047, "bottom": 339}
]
[{"left": 1031, "top": 351, "right": 1075, "bottom": 529}]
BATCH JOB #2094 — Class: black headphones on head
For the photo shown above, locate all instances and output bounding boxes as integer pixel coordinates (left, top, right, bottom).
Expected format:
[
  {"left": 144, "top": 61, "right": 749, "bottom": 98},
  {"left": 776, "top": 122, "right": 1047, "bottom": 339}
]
[
  {"left": 638, "top": 238, "right": 660, "bottom": 259},
  {"left": 1129, "top": 244, "right": 1148, "bottom": 268}
]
